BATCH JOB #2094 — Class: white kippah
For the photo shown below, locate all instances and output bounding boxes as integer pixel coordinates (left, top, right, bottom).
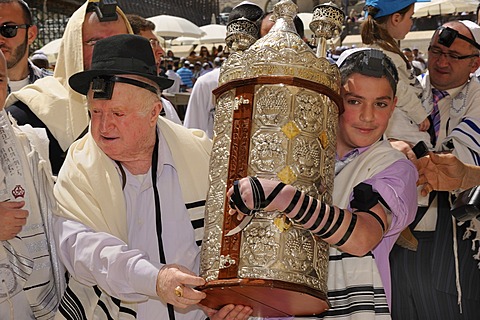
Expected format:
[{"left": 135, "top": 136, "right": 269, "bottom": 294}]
[{"left": 459, "top": 20, "right": 480, "bottom": 46}]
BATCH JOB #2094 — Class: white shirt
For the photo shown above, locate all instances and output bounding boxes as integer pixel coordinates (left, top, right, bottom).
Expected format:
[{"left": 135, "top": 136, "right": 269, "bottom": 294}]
[
  {"left": 415, "top": 79, "right": 480, "bottom": 231},
  {"left": 8, "top": 77, "right": 29, "bottom": 92},
  {"left": 183, "top": 68, "right": 220, "bottom": 139},
  {"left": 165, "top": 69, "right": 183, "bottom": 94},
  {"left": 161, "top": 97, "right": 182, "bottom": 125},
  {"left": 54, "top": 131, "right": 206, "bottom": 320}
]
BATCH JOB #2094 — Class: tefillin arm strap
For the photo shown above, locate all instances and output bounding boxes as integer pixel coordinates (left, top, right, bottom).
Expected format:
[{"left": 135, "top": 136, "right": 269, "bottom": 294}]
[{"left": 283, "top": 183, "right": 386, "bottom": 246}]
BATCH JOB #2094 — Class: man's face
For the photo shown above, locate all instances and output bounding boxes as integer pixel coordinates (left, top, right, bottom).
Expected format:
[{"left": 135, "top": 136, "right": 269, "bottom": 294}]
[
  {"left": 88, "top": 81, "right": 160, "bottom": 162},
  {"left": 0, "top": 2, "right": 37, "bottom": 69},
  {"left": 82, "top": 12, "right": 128, "bottom": 70},
  {"left": 0, "top": 52, "right": 7, "bottom": 108},
  {"left": 337, "top": 73, "right": 396, "bottom": 158},
  {"left": 428, "top": 23, "right": 480, "bottom": 90},
  {"left": 138, "top": 29, "right": 164, "bottom": 73}
]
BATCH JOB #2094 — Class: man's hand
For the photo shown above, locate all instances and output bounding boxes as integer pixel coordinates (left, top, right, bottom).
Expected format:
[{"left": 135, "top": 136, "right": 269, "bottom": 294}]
[
  {"left": 227, "top": 177, "right": 296, "bottom": 220},
  {"left": 416, "top": 152, "right": 467, "bottom": 195},
  {"left": 0, "top": 201, "right": 28, "bottom": 240},
  {"left": 156, "top": 264, "right": 206, "bottom": 308},
  {"left": 389, "top": 140, "right": 417, "bottom": 161},
  {"left": 200, "top": 304, "right": 253, "bottom": 320},
  {"left": 418, "top": 117, "right": 430, "bottom": 132}
]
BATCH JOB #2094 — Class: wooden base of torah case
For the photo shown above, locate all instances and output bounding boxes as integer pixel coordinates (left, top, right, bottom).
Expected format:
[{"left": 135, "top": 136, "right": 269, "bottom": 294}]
[{"left": 198, "top": 1, "right": 344, "bottom": 317}]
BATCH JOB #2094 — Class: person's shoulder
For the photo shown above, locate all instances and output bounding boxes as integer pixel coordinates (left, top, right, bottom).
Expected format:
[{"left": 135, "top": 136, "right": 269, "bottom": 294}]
[
  {"left": 159, "top": 116, "right": 208, "bottom": 138},
  {"left": 467, "top": 78, "right": 480, "bottom": 93},
  {"left": 6, "top": 101, "right": 45, "bottom": 127},
  {"left": 196, "top": 68, "right": 220, "bottom": 84}
]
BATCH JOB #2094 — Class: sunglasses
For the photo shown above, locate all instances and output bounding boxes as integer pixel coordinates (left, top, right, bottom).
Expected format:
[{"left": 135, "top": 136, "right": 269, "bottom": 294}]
[{"left": 0, "top": 24, "right": 30, "bottom": 38}]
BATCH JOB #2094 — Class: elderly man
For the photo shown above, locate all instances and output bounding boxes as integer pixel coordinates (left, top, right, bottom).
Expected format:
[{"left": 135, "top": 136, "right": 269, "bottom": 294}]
[
  {"left": 390, "top": 20, "right": 480, "bottom": 320},
  {"left": 0, "top": 50, "right": 63, "bottom": 319},
  {"left": 53, "top": 34, "right": 252, "bottom": 320},
  {"left": 0, "top": 0, "right": 51, "bottom": 92},
  {"left": 5, "top": 0, "right": 131, "bottom": 174}
]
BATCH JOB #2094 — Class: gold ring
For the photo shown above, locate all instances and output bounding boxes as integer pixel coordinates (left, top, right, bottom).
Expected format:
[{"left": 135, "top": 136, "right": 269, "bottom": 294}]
[{"left": 174, "top": 285, "right": 183, "bottom": 298}]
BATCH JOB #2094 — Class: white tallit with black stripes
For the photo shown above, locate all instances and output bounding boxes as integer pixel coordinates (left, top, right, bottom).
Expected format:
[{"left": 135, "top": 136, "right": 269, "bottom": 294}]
[
  {"left": 0, "top": 109, "right": 64, "bottom": 319},
  {"left": 54, "top": 117, "right": 211, "bottom": 320},
  {"left": 323, "top": 140, "right": 403, "bottom": 320}
]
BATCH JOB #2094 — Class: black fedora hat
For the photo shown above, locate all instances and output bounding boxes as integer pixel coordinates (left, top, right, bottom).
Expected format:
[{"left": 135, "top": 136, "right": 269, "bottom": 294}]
[{"left": 69, "top": 34, "right": 173, "bottom": 95}]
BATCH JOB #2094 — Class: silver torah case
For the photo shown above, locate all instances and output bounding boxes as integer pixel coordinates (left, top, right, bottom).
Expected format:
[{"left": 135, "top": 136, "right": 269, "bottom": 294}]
[{"left": 198, "top": 0, "right": 344, "bottom": 317}]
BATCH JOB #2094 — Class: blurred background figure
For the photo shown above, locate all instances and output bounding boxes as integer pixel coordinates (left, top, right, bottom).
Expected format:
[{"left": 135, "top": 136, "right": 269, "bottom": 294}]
[
  {"left": 126, "top": 13, "right": 165, "bottom": 76},
  {"left": 30, "top": 50, "right": 50, "bottom": 70},
  {"left": 402, "top": 47, "right": 423, "bottom": 76}
]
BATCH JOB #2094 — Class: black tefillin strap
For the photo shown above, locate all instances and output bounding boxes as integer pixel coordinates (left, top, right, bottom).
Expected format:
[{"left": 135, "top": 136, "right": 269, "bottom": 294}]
[
  {"left": 437, "top": 26, "right": 480, "bottom": 50},
  {"left": 150, "top": 133, "right": 176, "bottom": 320},
  {"left": 114, "top": 133, "right": 175, "bottom": 319},
  {"left": 91, "top": 76, "right": 158, "bottom": 100},
  {"left": 350, "top": 182, "right": 387, "bottom": 233}
]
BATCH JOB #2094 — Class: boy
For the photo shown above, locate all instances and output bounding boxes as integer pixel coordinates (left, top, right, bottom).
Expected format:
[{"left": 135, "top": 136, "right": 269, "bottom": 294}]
[{"left": 228, "top": 48, "right": 418, "bottom": 319}]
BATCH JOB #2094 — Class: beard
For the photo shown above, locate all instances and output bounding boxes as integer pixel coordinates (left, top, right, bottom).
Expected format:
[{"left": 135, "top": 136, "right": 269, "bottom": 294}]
[{"left": 4, "top": 37, "right": 28, "bottom": 69}]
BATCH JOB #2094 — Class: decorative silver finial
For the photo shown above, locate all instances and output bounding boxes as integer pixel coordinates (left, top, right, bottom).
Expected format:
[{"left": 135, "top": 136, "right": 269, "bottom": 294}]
[
  {"left": 225, "top": 18, "right": 259, "bottom": 52},
  {"left": 309, "top": 2, "right": 345, "bottom": 57}
]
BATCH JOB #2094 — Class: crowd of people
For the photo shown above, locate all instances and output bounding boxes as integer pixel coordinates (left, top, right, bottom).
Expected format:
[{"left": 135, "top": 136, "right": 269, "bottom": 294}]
[{"left": 0, "top": 0, "right": 479, "bottom": 319}]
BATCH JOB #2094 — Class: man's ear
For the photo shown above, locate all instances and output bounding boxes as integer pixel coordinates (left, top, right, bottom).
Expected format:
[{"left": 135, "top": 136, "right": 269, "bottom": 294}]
[
  {"left": 470, "top": 55, "right": 480, "bottom": 73},
  {"left": 151, "top": 100, "right": 162, "bottom": 125},
  {"left": 27, "top": 25, "right": 38, "bottom": 45}
]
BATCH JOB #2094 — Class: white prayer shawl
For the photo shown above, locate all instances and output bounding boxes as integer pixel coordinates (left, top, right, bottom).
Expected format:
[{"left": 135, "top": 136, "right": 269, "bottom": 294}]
[
  {"left": 421, "top": 74, "right": 480, "bottom": 267},
  {"left": 4, "top": 1, "right": 133, "bottom": 152},
  {"left": 321, "top": 139, "right": 404, "bottom": 320},
  {"left": 0, "top": 109, "right": 64, "bottom": 319},
  {"left": 53, "top": 117, "right": 211, "bottom": 319}
]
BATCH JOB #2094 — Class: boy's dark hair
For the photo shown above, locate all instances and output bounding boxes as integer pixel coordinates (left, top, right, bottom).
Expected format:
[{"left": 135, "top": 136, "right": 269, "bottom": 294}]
[
  {"left": 294, "top": 15, "right": 305, "bottom": 39},
  {"left": 228, "top": 2, "right": 264, "bottom": 23},
  {"left": 0, "top": 0, "right": 33, "bottom": 25},
  {"left": 126, "top": 14, "right": 155, "bottom": 35},
  {"left": 337, "top": 49, "right": 399, "bottom": 95}
]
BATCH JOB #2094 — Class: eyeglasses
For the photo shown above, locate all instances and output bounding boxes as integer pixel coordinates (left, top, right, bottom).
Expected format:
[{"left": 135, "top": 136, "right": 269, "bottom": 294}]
[
  {"left": 0, "top": 24, "right": 30, "bottom": 38},
  {"left": 428, "top": 46, "right": 479, "bottom": 61}
]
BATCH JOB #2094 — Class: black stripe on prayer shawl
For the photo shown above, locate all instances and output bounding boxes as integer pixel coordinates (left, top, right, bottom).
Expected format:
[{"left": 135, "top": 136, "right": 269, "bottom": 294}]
[
  {"left": 59, "top": 284, "right": 88, "bottom": 320},
  {"left": 329, "top": 251, "right": 374, "bottom": 261},
  {"left": 24, "top": 280, "right": 50, "bottom": 290},
  {"left": 120, "top": 306, "right": 137, "bottom": 317},
  {"left": 97, "top": 300, "right": 115, "bottom": 320},
  {"left": 186, "top": 200, "right": 206, "bottom": 209},
  {"left": 93, "top": 286, "right": 137, "bottom": 319},
  {"left": 112, "top": 295, "right": 137, "bottom": 316},
  {"left": 191, "top": 218, "right": 204, "bottom": 229},
  {"left": 324, "top": 286, "right": 389, "bottom": 316}
]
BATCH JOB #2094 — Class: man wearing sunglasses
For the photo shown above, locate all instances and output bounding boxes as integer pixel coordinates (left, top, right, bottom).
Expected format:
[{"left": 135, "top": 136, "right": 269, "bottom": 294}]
[
  {"left": 0, "top": 0, "right": 51, "bottom": 92},
  {"left": 390, "top": 20, "right": 480, "bottom": 320},
  {"left": 5, "top": 0, "right": 131, "bottom": 175}
]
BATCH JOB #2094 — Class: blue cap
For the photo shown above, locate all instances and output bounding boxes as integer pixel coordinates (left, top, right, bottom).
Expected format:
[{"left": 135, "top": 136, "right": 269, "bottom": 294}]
[{"left": 365, "top": 0, "right": 425, "bottom": 19}]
